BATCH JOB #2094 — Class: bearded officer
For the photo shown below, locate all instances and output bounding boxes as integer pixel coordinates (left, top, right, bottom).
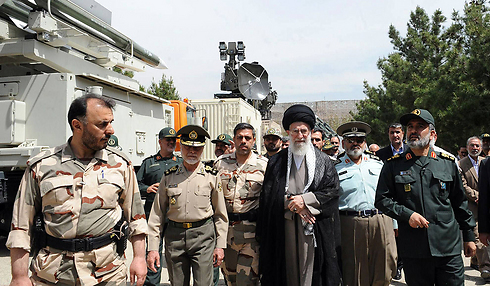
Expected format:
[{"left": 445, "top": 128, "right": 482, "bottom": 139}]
[
  {"left": 375, "top": 109, "right": 476, "bottom": 285},
  {"left": 137, "top": 127, "right": 182, "bottom": 286},
  {"left": 263, "top": 127, "right": 282, "bottom": 159},
  {"left": 7, "top": 94, "right": 148, "bottom": 286},
  {"left": 147, "top": 125, "right": 228, "bottom": 286},
  {"left": 335, "top": 122, "right": 397, "bottom": 286}
]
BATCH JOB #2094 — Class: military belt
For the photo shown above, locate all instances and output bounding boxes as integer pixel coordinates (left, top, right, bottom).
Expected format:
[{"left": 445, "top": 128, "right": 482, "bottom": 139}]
[
  {"left": 228, "top": 210, "right": 257, "bottom": 222},
  {"left": 168, "top": 217, "right": 211, "bottom": 229},
  {"left": 45, "top": 233, "right": 116, "bottom": 252},
  {"left": 339, "top": 209, "right": 383, "bottom": 217}
]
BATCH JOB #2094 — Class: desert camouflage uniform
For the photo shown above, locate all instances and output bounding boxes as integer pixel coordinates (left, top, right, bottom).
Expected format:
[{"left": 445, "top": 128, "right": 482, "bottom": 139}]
[
  {"left": 214, "top": 152, "right": 268, "bottom": 286},
  {"left": 6, "top": 139, "right": 148, "bottom": 286},
  {"left": 148, "top": 161, "right": 228, "bottom": 286}
]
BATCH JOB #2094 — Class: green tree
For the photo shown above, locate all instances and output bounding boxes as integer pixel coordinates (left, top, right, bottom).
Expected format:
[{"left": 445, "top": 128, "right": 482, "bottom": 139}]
[
  {"left": 146, "top": 74, "right": 180, "bottom": 100},
  {"left": 354, "top": 2, "right": 490, "bottom": 151}
]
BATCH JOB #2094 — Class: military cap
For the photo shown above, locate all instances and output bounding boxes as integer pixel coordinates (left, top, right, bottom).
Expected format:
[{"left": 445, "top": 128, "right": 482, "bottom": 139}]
[
  {"left": 177, "top": 125, "right": 210, "bottom": 147},
  {"left": 322, "top": 140, "right": 335, "bottom": 151},
  {"left": 263, "top": 128, "right": 282, "bottom": 139},
  {"left": 211, "top": 133, "right": 232, "bottom": 145},
  {"left": 400, "top": 109, "right": 435, "bottom": 127},
  {"left": 107, "top": 135, "right": 122, "bottom": 150},
  {"left": 481, "top": 133, "right": 490, "bottom": 139},
  {"left": 159, "top": 127, "right": 178, "bottom": 139},
  {"left": 336, "top": 121, "right": 371, "bottom": 138}
]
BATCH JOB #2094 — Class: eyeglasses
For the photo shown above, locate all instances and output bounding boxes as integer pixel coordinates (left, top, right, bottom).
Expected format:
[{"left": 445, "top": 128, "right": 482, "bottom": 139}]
[
  {"left": 345, "top": 137, "right": 365, "bottom": 144},
  {"left": 290, "top": 129, "right": 309, "bottom": 136}
]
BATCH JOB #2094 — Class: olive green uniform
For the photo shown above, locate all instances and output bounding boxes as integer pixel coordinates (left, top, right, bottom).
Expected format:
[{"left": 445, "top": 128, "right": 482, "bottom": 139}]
[
  {"left": 148, "top": 162, "right": 228, "bottom": 286},
  {"left": 214, "top": 152, "right": 268, "bottom": 286},
  {"left": 6, "top": 140, "right": 148, "bottom": 285},
  {"left": 137, "top": 152, "right": 182, "bottom": 285},
  {"left": 375, "top": 149, "right": 476, "bottom": 285}
]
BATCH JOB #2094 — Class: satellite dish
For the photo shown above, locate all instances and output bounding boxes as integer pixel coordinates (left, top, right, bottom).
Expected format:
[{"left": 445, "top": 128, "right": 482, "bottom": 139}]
[{"left": 237, "top": 62, "right": 269, "bottom": 100}]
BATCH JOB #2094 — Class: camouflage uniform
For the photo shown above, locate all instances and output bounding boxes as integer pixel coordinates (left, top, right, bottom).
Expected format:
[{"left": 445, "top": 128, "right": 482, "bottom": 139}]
[
  {"left": 147, "top": 161, "right": 228, "bottom": 286},
  {"left": 214, "top": 152, "right": 268, "bottom": 286},
  {"left": 6, "top": 140, "right": 148, "bottom": 286}
]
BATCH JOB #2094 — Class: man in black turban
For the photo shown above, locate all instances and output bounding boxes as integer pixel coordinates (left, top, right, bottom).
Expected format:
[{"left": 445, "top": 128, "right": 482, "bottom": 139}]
[{"left": 257, "top": 104, "right": 342, "bottom": 286}]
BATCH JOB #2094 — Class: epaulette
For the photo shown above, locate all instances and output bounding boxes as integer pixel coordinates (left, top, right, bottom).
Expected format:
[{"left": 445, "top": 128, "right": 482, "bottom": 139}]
[
  {"left": 364, "top": 151, "right": 381, "bottom": 161},
  {"left": 333, "top": 157, "right": 342, "bottom": 165},
  {"left": 204, "top": 165, "right": 218, "bottom": 175},
  {"left": 106, "top": 146, "right": 131, "bottom": 164},
  {"left": 165, "top": 165, "right": 179, "bottom": 175},
  {"left": 203, "top": 160, "right": 215, "bottom": 167},
  {"left": 387, "top": 154, "right": 402, "bottom": 162},
  {"left": 337, "top": 151, "right": 345, "bottom": 158},
  {"left": 439, "top": 152, "right": 456, "bottom": 161},
  {"left": 27, "top": 147, "right": 57, "bottom": 167}
]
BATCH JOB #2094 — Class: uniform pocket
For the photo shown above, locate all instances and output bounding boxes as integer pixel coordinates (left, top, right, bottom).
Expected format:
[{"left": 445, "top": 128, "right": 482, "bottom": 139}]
[
  {"left": 432, "top": 171, "right": 452, "bottom": 200},
  {"left": 194, "top": 184, "right": 211, "bottom": 209},
  {"left": 40, "top": 176, "right": 74, "bottom": 214},
  {"left": 93, "top": 242, "right": 126, "bottom": 278},
  {"left": 245, "top": 172, "right": 263, "bottom": 198},
  {"left": 395, "top": 174, "right": 416, "bottom": 200},
  {"left": 97, "top": 172, "right": 124, "bottom": 208},
  {"left": 167, "top": 187, "right": 182, "bottom": 209},
  {"left": 31, "top": 249, "right": 63, "bottom": 283}
]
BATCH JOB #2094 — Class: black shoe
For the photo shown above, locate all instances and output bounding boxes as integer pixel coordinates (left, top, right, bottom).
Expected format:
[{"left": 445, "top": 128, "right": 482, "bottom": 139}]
[
  {"left": 393, "top": 268, "right": 402, "bottom": 280},
  {"left": 471, "top": 263, "right": 479, "bottom": 271}
]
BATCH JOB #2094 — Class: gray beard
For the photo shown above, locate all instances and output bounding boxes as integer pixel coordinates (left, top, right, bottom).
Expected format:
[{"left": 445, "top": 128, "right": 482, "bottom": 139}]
[
  {"left": 346, "top": 148, "right": 363, "bottom": 158},
  {"left": 290, "top": 134, "right": 312, "bottom": 156},
  {"left": 407, "top": 132, "right": 431, "bottom": 149}
]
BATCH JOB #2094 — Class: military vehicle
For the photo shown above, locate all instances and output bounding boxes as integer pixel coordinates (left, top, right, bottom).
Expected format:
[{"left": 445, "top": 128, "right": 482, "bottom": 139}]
[{"left": 0, "top": 0, "right": 187, "bottom": 235}]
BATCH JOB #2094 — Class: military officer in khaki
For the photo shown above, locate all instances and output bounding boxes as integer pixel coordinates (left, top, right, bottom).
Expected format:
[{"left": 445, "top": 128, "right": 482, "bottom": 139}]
[
  {"left": 147, "top": 125, "right": 228, "bottom": 286},
  {"left": 214, "top": 123, "right": 268, "bottom": 286},
  {"left": 7, "top": 94, "right": 148, "bottom": 286}
]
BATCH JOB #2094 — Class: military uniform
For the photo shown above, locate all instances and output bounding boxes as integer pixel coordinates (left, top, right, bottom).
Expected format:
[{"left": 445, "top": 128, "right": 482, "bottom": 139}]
[
  {"left": 214, "top": 152, "right": 268, "bottom": 286},
  {"left": 335, "top": 151, "right": 397, "bottom": 286},
  {"left": 148, "top": 162, "right": 228, "bottom": 286},
  {"left": 137, "top": 152, "right": 182, "bottom": 286},
  {"left": 6, "top": 139, "right": 148, "bottom": 285},
  {"left": 147, "top": 125, "right": 228, "bottom": 286},
  {"left": 375, "top": 148, "right": 476, "bottom": 285},
  {"left": 137, "top": 153, "right": 182, "bottom": 218}
]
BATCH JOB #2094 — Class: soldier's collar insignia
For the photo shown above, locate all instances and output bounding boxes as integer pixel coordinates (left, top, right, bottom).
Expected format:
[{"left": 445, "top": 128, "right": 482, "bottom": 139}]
[
  {"left": 108, "top": 138, "right": 116, "bottom": 146},
  {"left": 189, "top": 130, "right": 198, "bottom": 139},
  {"left": 156, "top": 155, "right": 162, "bottom": 160},
  {"left": 412, "top": 109, "right": 421, "bottom": 115},
  {"left": 345, "top": 158, "right": 350, "bottom": 164},
  {"left": 169, "top": 129, "right": 176, "bottom": 135},
  {"left": 430, "top": 151, "right": 437, "bottom": 158},
  {"left": 405, "top": 153, "right": 412, "bottom": 160},
  {"left": 172, "top": 156, "right": 176, "bottom": 161},
  {"left": 218, "top": 134, "right": 226, "bottom": 140}
]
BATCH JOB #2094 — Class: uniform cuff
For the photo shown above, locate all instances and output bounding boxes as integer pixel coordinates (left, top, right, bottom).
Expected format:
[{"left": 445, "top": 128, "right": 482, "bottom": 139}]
[
  {"left": 129, "top": 218, "right": 148, "bottom": 239},
  {"left": 148, "top": 235, "right": 160, "bottom": 251},
  {"left": 6, "top": 229, "right": 31, "bottom": 251},
  {"left": 463, "top": 228, "right": 476, "bottom": 242}
]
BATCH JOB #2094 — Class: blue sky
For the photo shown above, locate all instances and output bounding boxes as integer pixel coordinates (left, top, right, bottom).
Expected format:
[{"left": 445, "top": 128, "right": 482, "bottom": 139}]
[{"left": 98, "top": 0, "right": 466, "bottom": 103}]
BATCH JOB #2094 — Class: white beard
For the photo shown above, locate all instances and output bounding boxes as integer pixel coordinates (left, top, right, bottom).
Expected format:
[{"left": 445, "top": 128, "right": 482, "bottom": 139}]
[
  {"left": 290, "top": 134, "right": 312, "bottom": 156},
  {"left": 408, "top": 132, "right": 431, "bottom": 149}
]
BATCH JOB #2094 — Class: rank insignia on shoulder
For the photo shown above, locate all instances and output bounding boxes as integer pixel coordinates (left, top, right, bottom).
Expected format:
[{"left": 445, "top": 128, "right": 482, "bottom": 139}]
[
  {"left": 165, "top": 165, "right": 178, "bottom": 175},
  {"left": 170, "top": 197, "right": 176, "bottom": 205},
  {"left": 204, "top": 165, "right": 218, "bottom": 175},
  {"left": 404, "top": 184, "right": 411, "bottom": 192},
  {"left": 439, "top": 153, "right": 455, "bottom": 161},
  {"left": 387, "top": 154, "right": 401, "bottom": 161}
]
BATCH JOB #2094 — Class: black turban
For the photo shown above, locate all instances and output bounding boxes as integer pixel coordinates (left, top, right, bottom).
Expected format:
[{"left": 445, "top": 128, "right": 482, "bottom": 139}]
[{"left": 282, "top": 104, "right": 316, "bottom": 130}]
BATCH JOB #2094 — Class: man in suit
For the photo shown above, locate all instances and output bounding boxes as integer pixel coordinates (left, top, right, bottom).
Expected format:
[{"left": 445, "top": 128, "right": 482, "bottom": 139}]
[
  {"left": 377, "top": 123, "right": 408, "bottom": 162},
  {"left": 459, "top": 136, "right": 490, "bottom": 279}
]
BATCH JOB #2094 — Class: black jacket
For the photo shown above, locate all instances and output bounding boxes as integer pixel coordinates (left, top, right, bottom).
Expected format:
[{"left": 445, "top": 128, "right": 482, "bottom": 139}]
[
  {"left": 256, "top": 148, "right": 342, "bottom": 286},
  {"left": 377, "top": 143, "right": 408, "bottom": 162}
]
